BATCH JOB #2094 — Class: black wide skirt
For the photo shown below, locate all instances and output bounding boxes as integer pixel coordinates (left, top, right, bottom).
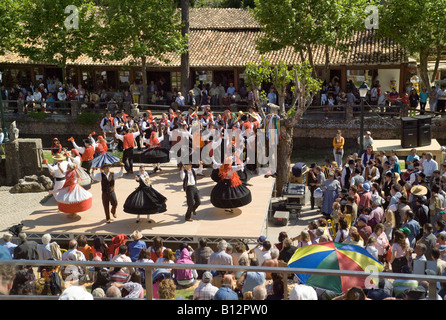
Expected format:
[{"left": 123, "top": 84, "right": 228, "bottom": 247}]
[
  {"left": 123, "top": 185, "right": 167, "bottom": 215},
  {"left": 210, "top": 179, "right": 252, "bottom": 209},
  {"left": 139, "top": 148, "right": 170, "bottom": 164}
]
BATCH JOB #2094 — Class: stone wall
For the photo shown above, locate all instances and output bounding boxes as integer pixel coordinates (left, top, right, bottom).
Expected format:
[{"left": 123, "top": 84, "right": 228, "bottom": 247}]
[{"left": 0, "top": 138, "right": 50, "bottom": 186}]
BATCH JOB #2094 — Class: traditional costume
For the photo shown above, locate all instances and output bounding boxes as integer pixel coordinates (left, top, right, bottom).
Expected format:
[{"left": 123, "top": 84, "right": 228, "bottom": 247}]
[
  {"left": 123, "top": 168, "right": 167, "bottom": 223},
  {"left": 114, "top": 128, "right": 140, "bottom": 174},
  {"left": 140, "top": 131, "right": 170, "bottom": 164},
  {"left": 91, "top": 135, "right": 120, "bottom": 169},
  {"left": 70, "top": 136, "right": 96, "bottom": 175},
  {"left": 45, "top": 153, "right": 69, "bottom": 192},
  {"left": 210, "top": 158, "right": 252, "bottom": 210},
  {"left": 68, "top": 149, "right": 92, "bottom": 190},
  {"left": 180, "top": 164, "right": 203, "bottom": 221},
  {"left": 50, "top": 165, "right": 93, "bottom": 214},
  {"left": 92, "top": 164, "right": 124, "bottom": 223}
]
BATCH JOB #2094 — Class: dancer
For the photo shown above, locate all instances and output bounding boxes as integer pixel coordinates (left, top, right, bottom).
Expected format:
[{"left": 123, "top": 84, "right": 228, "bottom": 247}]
[
  {"left": 123, "top": 166, "right": 167, "bottom": 223},
  {"left": 180, "top": 161, "right": 203, "bottom": 222},
  {"left": 66, "top": 148, "right": 92, "bottom": 190},
  {"left": 44, "top": 153, "right": 69, "bottom": 193},
  {"left": 114, "top": 126, "right": 140, "bottom": 174},
  {"left": 140, "top": 127, "right": 170, "bottom": 171},
  {"left": 210, "top": 156, "right": 252, "bottom": 213},
  {"left": 69, "top": 133, "right": 96, "bottom": 175},
  {"left": 92, "top": 162, "right": 125, "bottom": 224},
  {"left": 49, "top": 163, "right": 93, "bottom": 216},
  {"left": 91, "top": 134, "right": 120, "bottom": 169}
]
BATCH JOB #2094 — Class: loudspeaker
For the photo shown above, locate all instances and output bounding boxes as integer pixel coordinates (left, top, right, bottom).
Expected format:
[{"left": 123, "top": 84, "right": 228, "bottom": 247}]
[
  {"left": 401, "top": 117, "right": 418, "bottom": 148},
  {"left": 415, "top": 115, "right": 432, "bottom": 147}
]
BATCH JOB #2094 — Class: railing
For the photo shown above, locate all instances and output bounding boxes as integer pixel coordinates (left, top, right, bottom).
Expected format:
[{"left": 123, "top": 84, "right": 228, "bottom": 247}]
[
  {"left": 2, "top": 99, "right": 445, "bottom": 123},
  {"left": 0, "top": 259, "right": 445, "bottom": 300}
]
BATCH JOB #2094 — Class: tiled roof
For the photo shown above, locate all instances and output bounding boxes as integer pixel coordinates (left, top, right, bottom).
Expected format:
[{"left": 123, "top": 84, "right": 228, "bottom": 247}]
[{"left": 0, "top": 9, "right": 407, "bottom": 68}]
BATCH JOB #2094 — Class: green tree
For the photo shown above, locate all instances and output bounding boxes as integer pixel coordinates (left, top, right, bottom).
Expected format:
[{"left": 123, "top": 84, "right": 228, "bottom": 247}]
[
  {"left": 378, "top": 0, "right": 446, "bottom": 87},
  {"left": 246, "top": 58, "right": 321, "bottom": 193},
  {"left": 0, "top": 0, "right": 22, "bottom": 54},
  {"left": 17, "top": 0, "right": 98, "bottom": 83},
  {"left": 252, "top": 0, "right": 377, "bottom": 78},
  {"left": 94, "top": 0, "right": 187, "bottom": 104}
]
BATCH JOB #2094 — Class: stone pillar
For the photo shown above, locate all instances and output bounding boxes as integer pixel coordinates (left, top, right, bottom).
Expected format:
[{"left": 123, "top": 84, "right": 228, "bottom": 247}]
[
  {"left": 4, "top": 138, "right": 45, "bottom": 186},
  {"left": 345, "top": 104, "right": 354, "bottom": 121}
]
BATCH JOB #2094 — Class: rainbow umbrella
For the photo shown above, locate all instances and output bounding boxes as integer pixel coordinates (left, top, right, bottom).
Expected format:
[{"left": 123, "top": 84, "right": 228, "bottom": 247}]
[{"left": 288, "top": 242, "right": 383, "bottom": 294}]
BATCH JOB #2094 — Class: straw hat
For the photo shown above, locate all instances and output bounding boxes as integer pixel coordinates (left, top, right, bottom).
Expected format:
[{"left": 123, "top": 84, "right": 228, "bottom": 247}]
[
  {"left": 52, "top": 153, "right": 66, "bottom": 161},
  {"left": 411, "top": 185, "right": 428, "bottom": 196},
  {"left": 130, "top": 230, "right": 143, "bottom": 240}
]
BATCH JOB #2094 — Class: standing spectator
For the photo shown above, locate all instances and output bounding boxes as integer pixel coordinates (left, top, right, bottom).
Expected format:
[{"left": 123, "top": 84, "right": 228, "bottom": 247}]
[
  {"left": 13, "top": 233, "right": 38, "bottom": 261},
  {"left": 193, "top": 271, "right": 219, "bottom": 300},
  {"left": 390, "top": 229, "right": 411, "bottom": 273},
  {"left": 429, "top": 86, "right": 438, "bottom": 113},
  {"left": 417, "top": 223, "right": 437, "bottom": 260},
  {"left": 437, "top": 84, "right": 446, "bottom": 114},
  {"left": 111, "top": 245, "right": 133, "bottom": 274},
  {"left": 128, "top": 230, "right": 146, "bottom": 262},
  {"left": 357, "top": 216, "right": 372, "bottom": 243},
  {"left": 408, "top": 89, "right": 419, "bottom": 116},
  {"left": 400, "top": 211, "right": 420, "bottom": 249},
  {"left": 419, "top": 87, "right": 429, "bottom": 115},
  {"left": 193, "top": 238, "right": 214, "bottom": 279},
  {"left": 0, "top": 233, "right": 17, "bottom": 258}
]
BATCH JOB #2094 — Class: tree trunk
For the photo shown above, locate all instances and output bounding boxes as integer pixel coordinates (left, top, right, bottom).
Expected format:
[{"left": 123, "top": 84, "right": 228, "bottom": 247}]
[
  {"left": 180, "top": 0, "right": 190, "bottom": 99},
  {"left": 276, "top": 120, "right": 294, "bottom": 195},
  {"left": 419, "top": 49, "right": 431, "bottom": 89},
  {"left": 431, "top": 46, "right": 443, "bottom": 84},
  {"left": 141, "top": 55, "right": 148, "bottom": 105},
  {"left": 324, "top": 44, "right": 330, "bottom": 83}
]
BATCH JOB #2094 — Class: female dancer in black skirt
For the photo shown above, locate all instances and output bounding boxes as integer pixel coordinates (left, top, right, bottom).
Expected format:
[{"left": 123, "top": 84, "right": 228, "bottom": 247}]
[
  {"left": 210, "top": 157, "right": 252, "bottom": 213},
  {"left": 123, "top": 166, "right": 167, "bottom": 223},
  {"left": 141, "top": 125, "right": 170, "bottom": 171}
]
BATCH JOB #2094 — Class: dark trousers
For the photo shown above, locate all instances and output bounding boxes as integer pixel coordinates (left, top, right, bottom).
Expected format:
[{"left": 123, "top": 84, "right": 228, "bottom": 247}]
[
  {"left": 102, "top": 191, "right": 117, "bottom": 221},
  {"left": 122, "top": 148, "right": 134, "bottom": 173},
  {"left": 82, "top": 160, "right": 92, "bottom": 175},
  {"left": 185, "top": 185, "right": 200, "bottom": 220}
]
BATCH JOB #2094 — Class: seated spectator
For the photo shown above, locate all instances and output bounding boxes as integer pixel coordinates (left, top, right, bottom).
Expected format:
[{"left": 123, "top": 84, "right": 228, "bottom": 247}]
[
  {"left": 193, "top": 271, "right": 219, "bottom": 300},
  {"left": 111, "top": 245, "right": 133, "bottom": 274},
  {"left": 36, "top": 233, "right": 53, "bottom": 260},
  {"left": 278, "top": 238, "right": 297, "bottom": 265},
  {"left": 236, "top": 258, "right": 265, "bottom": 295},
  {"left": 214, "top": 274, "right": 238, "bottom": 300},
  {"left": 253, "top": 285, "right": 267, "bottom": 300},
  {"left": 266, "top": 274, "right": 284, "bottom": 300},
  {"left": 289, "top": 284, "right": 318, "bottom": 300},
  {"left": 106, "top": 285, "right": 122, "bottom": 298},
  {"left": 231, "top": 241, "right": 248, "bottom": 266},
  {"left": 263, "top": 247, "right": 279, "bottom": 279},
  {"left": 76, "top": 234, "right": 92, "bottom": 261},
  {"left": 173, "top": 247, "right": 197, "bottom": 288},
  {"left": 158, "top": 279, "right": 177, "bottom": 300},
  {"left": 9, "top": 269, "right": 35, "bottom": 295}
]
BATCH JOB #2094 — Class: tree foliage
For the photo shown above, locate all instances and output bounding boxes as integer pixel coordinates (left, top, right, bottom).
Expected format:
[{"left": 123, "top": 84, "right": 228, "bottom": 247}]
[
  {"left": 17, "top": 0, "right": 98, "bottom": 81},
  {"left": 93, "top": 0, "right": 187, "bottom": 103},
  {"left": 0, "top": 0, "right": 23, "bottom": 55},
  {"left": 252, "top": 0, "right": 378, "bottom": 73},
  {"left": 377, "top": 0, "right": 446, "bottom": 87}
]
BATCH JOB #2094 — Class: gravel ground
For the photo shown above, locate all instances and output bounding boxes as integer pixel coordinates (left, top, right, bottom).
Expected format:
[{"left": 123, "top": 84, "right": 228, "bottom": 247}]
[{"left": 0, "top": 186, "right": 48, "bottom": 233}]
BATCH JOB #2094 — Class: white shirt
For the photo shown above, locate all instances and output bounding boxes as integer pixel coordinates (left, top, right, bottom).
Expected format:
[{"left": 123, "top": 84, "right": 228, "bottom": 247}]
[
  {"left": 423, "top": 159, "right": 438, "bottom": 177},
  {"left": 92, "top": 168, "right": 124, "bottom": 182},
  {"left": 72, "top": 137, "right": 96, "bottom": 154},
  {"left": 114, "top": 131, "right": 140, "bottom": 141},
  {"left": 180, "top": 166, "right": 203, "bottom": 186},
  {"left": 47, "top": 160, "right": 69, "bottom": 179}
]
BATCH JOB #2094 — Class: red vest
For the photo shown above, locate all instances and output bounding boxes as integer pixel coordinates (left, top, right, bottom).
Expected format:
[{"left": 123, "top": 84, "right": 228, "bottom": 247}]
[
  {"left": 81, "top": 146, "right": 95, "bottom": 161},
  {"left": 123, "top": 133, "right": 135, "bottom": 150}
]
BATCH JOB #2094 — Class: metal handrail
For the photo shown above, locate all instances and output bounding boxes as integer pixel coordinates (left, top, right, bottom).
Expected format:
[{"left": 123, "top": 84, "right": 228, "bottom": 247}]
[{"left": 1, "top": 259, "right": 445, "bottom": 300}]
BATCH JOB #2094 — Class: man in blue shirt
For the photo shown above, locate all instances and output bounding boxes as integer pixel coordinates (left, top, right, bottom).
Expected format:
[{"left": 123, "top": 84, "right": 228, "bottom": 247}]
[
  {"left": 0, "top": 233, "right": 17, "bottom": 258},
  {"left": 214, "top": 274, "right": 238, "bottom": 300},
  {"left": 400, "top": 211, "right": 420, "bottom": 249}
]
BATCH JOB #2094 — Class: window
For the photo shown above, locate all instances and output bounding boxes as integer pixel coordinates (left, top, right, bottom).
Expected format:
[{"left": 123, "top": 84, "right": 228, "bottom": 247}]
[{"left": 171, "top": 71, "right": 181, "bottom": 92}]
